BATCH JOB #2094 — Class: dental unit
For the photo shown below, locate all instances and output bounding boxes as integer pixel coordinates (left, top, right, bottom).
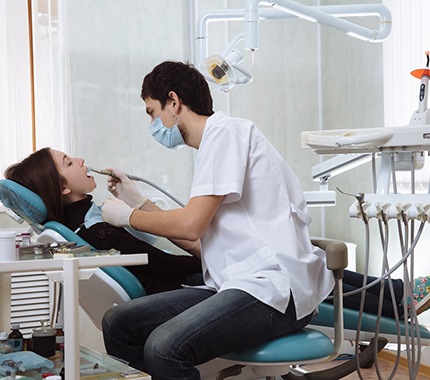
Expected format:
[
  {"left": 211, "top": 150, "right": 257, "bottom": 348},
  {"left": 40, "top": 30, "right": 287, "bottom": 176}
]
[{"left": 301, "top": 52, "right": 430, "bottom": 379}]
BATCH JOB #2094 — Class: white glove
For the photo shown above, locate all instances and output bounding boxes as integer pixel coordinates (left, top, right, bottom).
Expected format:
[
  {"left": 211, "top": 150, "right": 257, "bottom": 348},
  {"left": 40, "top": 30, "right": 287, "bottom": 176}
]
[
  {"left": 107, "top": 168, "right": 147, "bottom": 209},
  {"left": 102, "top": 198, "right": 134, "bottom": 227}
]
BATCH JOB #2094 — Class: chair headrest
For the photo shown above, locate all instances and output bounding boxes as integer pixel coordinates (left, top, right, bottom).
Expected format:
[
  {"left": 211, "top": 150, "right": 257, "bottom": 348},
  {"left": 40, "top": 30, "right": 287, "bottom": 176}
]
[{"left": 0, "top": 179, "right": 48, "bottom": 225}]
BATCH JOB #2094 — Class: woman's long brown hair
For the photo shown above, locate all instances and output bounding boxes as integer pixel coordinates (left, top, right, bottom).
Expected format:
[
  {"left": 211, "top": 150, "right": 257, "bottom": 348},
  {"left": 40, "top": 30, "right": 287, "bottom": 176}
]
[{"left": 4, "top": 147, "right": 66, "bottom": 223}]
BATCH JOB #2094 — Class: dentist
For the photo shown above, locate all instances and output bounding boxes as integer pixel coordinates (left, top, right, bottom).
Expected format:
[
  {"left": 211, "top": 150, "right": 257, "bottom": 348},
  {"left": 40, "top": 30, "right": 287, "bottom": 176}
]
[{"left": 101, "top": 60, "right": 335, "bottom": 380}]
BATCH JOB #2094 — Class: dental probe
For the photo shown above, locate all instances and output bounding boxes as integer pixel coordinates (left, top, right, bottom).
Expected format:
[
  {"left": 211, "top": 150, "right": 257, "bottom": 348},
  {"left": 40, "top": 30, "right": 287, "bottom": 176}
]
[{"left": 89, "top": 167, "right": 185, "bottom": 207}]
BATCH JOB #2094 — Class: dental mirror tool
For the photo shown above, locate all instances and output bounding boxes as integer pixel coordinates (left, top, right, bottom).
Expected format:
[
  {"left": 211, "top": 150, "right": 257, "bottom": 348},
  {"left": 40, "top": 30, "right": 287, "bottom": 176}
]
[{"left": 89, "top": 167, "right": 185, "bottom": 207}]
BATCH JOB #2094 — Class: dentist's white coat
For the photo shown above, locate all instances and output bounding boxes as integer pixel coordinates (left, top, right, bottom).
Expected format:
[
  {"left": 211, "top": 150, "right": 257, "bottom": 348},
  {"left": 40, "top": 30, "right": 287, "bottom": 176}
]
[{"left": 191, "top": 111, "right": 334, "bottom": 318}]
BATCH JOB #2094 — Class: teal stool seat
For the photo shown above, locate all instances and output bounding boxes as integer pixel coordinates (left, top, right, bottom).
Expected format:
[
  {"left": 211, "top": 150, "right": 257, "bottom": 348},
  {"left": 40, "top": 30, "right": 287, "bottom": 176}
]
[{"left": 222, "top": 328, "right": 334, "bottom": 363}]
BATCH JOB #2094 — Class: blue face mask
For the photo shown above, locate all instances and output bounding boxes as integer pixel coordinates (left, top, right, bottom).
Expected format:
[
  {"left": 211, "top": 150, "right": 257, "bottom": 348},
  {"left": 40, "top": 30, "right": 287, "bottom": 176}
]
[{"left": 150, "top": 114, "right": 185, "bottom": 149}]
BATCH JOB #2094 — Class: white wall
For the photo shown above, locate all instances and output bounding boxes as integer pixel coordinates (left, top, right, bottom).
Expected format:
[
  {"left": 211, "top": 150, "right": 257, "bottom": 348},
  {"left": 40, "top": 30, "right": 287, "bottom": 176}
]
[{"left": 65, "top": 0, "right": 196, "bottom": 206}]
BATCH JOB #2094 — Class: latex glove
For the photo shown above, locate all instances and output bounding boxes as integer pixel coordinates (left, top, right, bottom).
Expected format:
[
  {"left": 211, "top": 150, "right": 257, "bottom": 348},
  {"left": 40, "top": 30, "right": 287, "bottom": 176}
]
[
  {"left": 107, "top": 168, "right": 147, "bottom": 209},
  {"left": 102, "top": 198, "right": 134, "bottom": 227}
]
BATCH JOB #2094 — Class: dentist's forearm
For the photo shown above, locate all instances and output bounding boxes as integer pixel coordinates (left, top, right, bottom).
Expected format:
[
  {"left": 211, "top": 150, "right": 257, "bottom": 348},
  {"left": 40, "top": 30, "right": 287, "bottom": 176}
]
[{"left": 129, "top": 208, "right": 201, "bottom": 242}]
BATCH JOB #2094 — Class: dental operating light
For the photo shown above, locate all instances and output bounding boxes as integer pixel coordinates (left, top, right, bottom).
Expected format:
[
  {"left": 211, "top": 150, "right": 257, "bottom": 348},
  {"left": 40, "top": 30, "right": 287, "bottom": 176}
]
[
  {"left": 199, "top": 33, "right": 252, "bottom": 92},
  {"left": 196, "top": 1, "right": 392, "bottom": 91}
]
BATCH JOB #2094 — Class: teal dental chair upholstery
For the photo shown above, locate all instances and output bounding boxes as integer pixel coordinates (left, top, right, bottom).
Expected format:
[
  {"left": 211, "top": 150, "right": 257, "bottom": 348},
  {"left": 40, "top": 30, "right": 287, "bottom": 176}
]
[
  {"left": 0, "top": 179, "right": 145, "bottom": 329},
  {"left": 312, "top": 300, "right": 430, "bottom": 343}
]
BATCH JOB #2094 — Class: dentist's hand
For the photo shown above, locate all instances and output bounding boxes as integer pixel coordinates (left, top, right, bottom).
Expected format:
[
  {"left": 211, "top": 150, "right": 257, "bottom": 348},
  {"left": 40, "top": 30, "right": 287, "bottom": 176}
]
[
  {"left": 107, "top": 168, "right": 148, "bottom": 209},
  {"left": 102, "top": 198, "right": 134, "bottom": 227}
]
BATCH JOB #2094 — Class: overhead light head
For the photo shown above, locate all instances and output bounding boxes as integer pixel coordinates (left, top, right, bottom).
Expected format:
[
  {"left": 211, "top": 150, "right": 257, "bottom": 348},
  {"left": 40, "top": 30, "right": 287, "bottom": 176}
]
[
  {"left": 199, "top": 49, "right": 252, "bottom": 92},
  {"left": 200, "top": 55, "right": 237, "bottom": 92}
]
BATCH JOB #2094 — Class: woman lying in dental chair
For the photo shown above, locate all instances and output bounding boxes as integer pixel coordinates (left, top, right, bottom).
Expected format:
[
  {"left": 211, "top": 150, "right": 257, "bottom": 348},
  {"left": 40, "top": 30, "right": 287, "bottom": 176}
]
[
  {"left": 334, "top": 272, "right": 430, "bottom": 318},
  {"left": 4, "top": 147, "right": 203, "bottom": 295},
  {"left": 326, "top": 270, "right": 404, "bottom": 318},
  {"left": 4, "top": 147, "right": 423, "bottom": 316}
]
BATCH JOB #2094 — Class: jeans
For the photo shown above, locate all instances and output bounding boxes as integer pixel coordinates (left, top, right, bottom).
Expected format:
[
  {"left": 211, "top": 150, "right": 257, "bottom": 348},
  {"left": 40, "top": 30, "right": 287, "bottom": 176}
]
[{"left": 102, "top": 288, "right": 313, "bottom": 380}]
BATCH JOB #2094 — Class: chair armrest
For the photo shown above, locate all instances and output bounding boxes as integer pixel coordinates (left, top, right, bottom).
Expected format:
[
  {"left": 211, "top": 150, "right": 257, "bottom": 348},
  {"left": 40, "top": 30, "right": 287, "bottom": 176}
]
[{"left": 311, "top": 238, "right": 348, "bottom": 361}]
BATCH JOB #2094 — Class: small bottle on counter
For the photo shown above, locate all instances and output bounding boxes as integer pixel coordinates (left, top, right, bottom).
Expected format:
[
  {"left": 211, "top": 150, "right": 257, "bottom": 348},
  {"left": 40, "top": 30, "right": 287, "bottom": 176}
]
[
  {"left": 55, "top": 322, "right": 64, "bottom": 358},
  {"left": 0, "top": 331, "right": 12, "bottom": 353},
  {"left": 8, "top": 323, "right": 24, "bottom": 352},
  {"left": 20, "top": 232, "right": 32, "bottom": 246}
]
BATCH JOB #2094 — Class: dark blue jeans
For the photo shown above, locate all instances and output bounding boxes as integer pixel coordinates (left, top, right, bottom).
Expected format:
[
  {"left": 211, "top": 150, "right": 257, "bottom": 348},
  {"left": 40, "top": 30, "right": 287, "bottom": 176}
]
[{"left": 102, "top": 288, "right": 313, "bottom": 380}]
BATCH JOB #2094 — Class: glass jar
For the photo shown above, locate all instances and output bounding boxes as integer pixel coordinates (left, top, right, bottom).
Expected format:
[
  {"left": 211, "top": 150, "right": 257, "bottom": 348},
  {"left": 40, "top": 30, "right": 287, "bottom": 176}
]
[{"left": 31, "top": 320, "right": 56, "bottom": 357}]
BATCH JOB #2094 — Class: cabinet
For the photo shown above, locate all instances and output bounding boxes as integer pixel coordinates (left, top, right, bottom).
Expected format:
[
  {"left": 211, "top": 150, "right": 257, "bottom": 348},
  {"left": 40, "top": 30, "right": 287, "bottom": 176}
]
[{"left": 0, "top": 253, "right": 148, "bottom": 379}]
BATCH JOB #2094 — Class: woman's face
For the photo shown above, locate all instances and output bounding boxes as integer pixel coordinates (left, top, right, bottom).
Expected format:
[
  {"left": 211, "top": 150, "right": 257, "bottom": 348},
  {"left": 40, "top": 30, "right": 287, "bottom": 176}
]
[{"left": 51, "top": 150, "right": 97, "bottom": 203}]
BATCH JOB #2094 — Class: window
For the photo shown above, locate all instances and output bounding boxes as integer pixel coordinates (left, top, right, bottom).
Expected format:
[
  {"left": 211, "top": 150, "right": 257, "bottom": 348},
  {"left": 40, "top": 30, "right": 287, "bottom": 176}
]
[
  {"left": 1, "top": 0, "right": 66, "bottom": 335},
  {"left": 0, "top": 0, "right": 70, "bottom": 180},
  {"left": 0, "top": 0, "right": 33, "bottom": 177}
]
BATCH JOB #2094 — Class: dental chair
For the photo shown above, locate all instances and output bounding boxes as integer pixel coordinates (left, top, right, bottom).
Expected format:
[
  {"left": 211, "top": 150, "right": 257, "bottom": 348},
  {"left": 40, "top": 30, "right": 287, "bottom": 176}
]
[{"left": 0, "top": 179, "right": 145, "bottom": 330}]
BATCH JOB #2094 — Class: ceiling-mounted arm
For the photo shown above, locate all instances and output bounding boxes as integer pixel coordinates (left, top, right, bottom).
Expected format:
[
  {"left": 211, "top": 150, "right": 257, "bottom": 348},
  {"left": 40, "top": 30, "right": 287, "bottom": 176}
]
[
  {"left": 195, "top": 2, "right": 392, "bottom": 91},
  {"left": 245, "top": 0, "right": 392, "bottom": 51}
]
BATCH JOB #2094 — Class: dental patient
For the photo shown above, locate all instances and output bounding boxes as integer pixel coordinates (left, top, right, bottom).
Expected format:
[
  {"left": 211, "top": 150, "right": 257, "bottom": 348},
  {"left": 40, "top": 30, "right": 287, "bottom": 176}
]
[{"left": 4, "top": 147, "right": 203, "bottom": 294}]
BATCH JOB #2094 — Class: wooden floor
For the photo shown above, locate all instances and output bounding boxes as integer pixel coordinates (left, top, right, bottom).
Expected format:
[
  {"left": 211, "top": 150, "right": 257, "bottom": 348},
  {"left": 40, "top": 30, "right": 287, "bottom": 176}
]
[{"left": 301, "top": 352, "right": 430, "bottom": 379}]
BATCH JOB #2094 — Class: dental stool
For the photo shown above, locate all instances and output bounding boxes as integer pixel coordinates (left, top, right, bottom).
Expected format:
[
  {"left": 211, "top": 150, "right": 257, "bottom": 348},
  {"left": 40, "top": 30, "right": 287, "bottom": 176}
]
[
  {"left": 216, "top": 239, "right": 387, "bottom": 380},
  {"left": 0, "top": 179, "right": 145, "bottom": 329}
]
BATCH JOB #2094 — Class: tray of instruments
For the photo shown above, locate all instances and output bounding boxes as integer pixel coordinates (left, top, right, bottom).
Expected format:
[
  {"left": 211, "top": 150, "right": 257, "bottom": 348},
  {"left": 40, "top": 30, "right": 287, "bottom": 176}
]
[
  {"left": 301, "top": 124, "right": 430, "bottom": 154},
  {"left": 18, "top": 242, "right": 121, "bottom": 260}
]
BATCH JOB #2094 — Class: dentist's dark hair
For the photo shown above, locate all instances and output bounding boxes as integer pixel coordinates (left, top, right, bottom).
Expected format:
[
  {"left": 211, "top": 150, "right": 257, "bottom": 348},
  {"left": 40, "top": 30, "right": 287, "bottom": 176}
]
[
  {"left": 4, "top": 147, "right": 66, "bottom": 223},
  {"left": 141, "top": 61, "right": 214, "bottom": 116}
]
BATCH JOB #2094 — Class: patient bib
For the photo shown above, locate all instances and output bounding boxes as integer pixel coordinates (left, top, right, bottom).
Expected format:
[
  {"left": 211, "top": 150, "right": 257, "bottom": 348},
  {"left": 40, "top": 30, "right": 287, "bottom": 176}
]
[{"left": 84, "top": 203, "right": 157, "bottom": 245}]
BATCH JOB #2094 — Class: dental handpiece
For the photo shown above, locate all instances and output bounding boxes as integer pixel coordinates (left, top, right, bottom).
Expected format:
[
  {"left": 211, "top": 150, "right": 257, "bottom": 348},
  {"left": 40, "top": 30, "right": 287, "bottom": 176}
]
[
  {"left": 89, "top": 167, "right": 185, "bottom": 207},
  {"left": 89, "top": 168, "right": 114, "bottom": 176}
]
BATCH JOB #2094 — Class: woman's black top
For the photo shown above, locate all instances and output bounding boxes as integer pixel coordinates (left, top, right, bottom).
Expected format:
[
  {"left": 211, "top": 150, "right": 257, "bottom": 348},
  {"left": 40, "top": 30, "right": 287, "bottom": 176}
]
[{"left": 63, "top": 195, "right": 202, "bottom": 294}]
